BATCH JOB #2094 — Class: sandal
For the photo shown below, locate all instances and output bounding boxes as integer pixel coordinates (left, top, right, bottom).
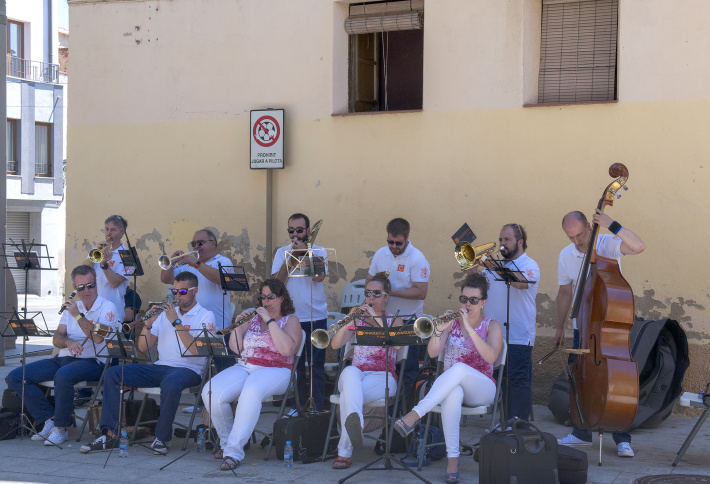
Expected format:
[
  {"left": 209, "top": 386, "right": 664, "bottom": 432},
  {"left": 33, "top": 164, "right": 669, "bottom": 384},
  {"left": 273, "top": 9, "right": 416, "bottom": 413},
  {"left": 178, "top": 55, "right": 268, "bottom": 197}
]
[
  {"left": 394, "top": 418, "right": 417, "bottom": 438},
  {"left": 444, "top": 471, "right": 460, "bottom": 484},
  {"left": 332, "top": 456, "right": 352, "bottom": 469},
  {"left": 220, "top": 456, "right": 240, "bottom": 471},
  {"left": 213, "top": 448, "right": 223, "bottom": 460}
]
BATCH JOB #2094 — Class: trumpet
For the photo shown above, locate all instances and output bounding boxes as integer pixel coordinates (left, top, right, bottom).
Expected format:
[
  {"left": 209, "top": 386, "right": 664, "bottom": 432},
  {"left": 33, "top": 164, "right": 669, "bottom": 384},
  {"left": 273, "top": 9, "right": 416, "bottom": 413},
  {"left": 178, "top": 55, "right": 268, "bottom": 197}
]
[
  {"left": 89, "top": 238, "right": 112, "bottom": 263},
  {"left": 215, "top": 310, "right": 257, "bottom": 336},
  {"left": 413, "top": 310, "right": 466, "bottom": 339},
  {"left": 287, "top": 219, "right": 323, "bottom": 269},
  {"left": 158, "top": 251, "right": 200, "bottom": 270},
  {"left": 454, "top": 242, "right": 497, "bottom": 270},
  {"left": 122, "top": 305, "right": 166, "bottom": 333},
  {"left": 311, "top": 306, "right": 368, "bottom": 349}
]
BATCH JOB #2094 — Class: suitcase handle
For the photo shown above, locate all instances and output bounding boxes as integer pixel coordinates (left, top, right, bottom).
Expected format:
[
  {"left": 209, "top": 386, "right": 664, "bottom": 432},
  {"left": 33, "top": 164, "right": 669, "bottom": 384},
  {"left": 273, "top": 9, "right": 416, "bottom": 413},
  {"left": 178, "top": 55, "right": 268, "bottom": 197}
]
[{"left": 508, "top": 417, "right": 553, "bottom": 454}]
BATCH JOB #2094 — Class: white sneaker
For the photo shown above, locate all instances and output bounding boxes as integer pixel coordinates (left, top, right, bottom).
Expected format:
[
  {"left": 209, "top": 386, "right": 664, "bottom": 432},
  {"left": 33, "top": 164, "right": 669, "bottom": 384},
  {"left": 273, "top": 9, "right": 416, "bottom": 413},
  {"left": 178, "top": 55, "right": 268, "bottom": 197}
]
[
  {"left": 617, "top": 442, "right": 634, "bottom": 457},
  {"left": 44, "top": 426, "right": 69, "bottom": 446},
  {"left": 557, "top": 433, "right": 592, "bottom": 447},
  {"left": 182, "top": 406, "right": 202, "bottom": 414},
  {"left": 31, "top": 419, "right": 55, "bottom": 441}
]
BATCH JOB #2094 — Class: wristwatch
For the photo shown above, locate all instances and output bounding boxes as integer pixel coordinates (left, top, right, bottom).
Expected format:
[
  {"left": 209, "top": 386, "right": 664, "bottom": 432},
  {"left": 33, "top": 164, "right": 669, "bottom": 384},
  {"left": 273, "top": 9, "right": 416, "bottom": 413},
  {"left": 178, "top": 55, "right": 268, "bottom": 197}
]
[
  {"left": 172, "top": 318, "right": 182, "bottom": 327},
  {"left": 195, "top": 261, "right": 202, "bottom": 267},
  {"left": 74, "top": 313, "right": 85, "bottom": 322},
  {"left": 100, "top": 262, "right": 109, "bottom": 270}
]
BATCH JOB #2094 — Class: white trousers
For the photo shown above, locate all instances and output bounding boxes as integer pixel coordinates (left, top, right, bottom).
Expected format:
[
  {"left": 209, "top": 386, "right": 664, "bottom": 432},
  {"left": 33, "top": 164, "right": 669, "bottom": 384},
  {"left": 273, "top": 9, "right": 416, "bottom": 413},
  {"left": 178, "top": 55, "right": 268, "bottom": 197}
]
[
  {"left": 412, "top": 362, "right": 496, "bottom": 458},
  {"left": 337, "top": 365, "right": 396, "bottom": 458},
  {"left": 202, "top": 362, "right": 290, "bottom": 461}
]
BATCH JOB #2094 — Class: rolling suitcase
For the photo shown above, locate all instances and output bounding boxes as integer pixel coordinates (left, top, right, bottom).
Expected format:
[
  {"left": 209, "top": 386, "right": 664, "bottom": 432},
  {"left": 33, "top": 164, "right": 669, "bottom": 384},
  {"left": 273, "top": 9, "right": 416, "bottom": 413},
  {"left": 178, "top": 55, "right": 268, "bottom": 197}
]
[
  {"left": 478, "top": 419, "right": 559, "bottom": 484},
  {"left": 557, "top": 445, "right": 588, "bottom": 484}
]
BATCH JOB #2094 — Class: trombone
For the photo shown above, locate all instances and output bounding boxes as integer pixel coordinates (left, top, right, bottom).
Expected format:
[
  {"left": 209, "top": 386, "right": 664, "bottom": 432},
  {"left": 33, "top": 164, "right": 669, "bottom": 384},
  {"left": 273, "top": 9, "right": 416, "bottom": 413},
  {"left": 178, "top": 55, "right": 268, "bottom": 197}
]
[
  {"left": 454, "top": 242, "right": 498, "bottom": 270},
  {"left": 413, "top": 310, "right": 465, "bottom": 339},
  {"left": 89, "top": 237, "right": 112, "bottom": 263},
  {"left": 158, "top": 251, "right": 200, "bottom": 270}
]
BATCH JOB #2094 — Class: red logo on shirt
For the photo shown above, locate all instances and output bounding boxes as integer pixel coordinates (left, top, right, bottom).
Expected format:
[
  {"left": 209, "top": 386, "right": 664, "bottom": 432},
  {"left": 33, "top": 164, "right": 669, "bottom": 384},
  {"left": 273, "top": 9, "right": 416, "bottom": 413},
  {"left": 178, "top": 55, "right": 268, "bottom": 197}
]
[
  {"left": 183, "top": 325, "right": 191, "bottom": 331},
  {"left": 526, "top": 269, "right": 534, "bottom": 278},
  {"left": 109, "top": 260, "right": 115, "bottom": 268},
  {"left": 397, "top": 264, "right": 405, "bottom": 272},
  {"left": 421, "top": 268, "right": 428, "bottom": 278}
]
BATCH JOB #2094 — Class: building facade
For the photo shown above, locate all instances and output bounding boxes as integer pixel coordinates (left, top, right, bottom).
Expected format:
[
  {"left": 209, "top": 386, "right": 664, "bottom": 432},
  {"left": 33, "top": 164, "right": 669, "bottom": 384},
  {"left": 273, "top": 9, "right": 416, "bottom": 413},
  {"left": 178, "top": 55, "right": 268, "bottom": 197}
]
[
  {"left": 66, "top": 0, "right": 710, "bottom": 398},
  {"left": 6, "top": 0, "right": 65, "bottom": 296}
]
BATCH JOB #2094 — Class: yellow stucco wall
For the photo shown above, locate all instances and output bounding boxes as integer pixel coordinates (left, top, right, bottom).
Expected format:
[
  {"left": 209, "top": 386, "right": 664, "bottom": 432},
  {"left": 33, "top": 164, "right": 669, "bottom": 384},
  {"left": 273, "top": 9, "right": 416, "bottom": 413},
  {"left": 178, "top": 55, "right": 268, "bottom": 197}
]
[{"left": 67, "top": 0, "right": 710, "bottom": 400}]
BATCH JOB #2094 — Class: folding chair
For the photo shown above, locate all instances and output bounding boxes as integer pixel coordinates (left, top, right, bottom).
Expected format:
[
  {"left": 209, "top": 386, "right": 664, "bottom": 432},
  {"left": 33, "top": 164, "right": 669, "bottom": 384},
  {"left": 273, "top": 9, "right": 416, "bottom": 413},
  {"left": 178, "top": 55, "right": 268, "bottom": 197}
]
[
  {"left": 250, "top": 329, "right": 306, "bottom": 460},
  {"left": 416, "top": 340, "right": 508, "bottom": 470},
  {"left": 673, "top": 390, "right": 710, "bottom": 466},
  {"left": 321, "top": 341, "right": 409, "bottom": 461}
]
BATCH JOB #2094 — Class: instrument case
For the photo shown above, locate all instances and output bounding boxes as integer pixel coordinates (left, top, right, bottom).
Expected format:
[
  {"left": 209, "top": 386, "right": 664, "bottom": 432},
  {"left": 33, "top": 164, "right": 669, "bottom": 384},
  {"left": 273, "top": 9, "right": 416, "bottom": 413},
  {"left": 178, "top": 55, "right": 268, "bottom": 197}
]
[
  {"left": 272, "top": 411, "right": 333, "bottom": 461},
  {"left": 556, "top": 445, "right": 588, "bottom": 484},
  {"left": 0, "top": 412, "right": 20, "bottom": 440},
  {"left": 478, "top": 419, "right": 559, "bottom": 484}
]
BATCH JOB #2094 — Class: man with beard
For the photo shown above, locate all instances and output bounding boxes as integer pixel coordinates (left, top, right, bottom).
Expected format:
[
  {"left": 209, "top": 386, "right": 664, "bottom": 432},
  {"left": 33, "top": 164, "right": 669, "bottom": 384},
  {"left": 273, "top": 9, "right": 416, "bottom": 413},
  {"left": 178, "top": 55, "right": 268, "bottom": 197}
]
[
  {"left": 368, "top": 217, "right": 430, "bottom": 396},
  {"left": 480, "top": 223, "right": 539, "bottom": 423},
  {"left": 81, "top": 272, "right": 215, "bottom": 455},
  {"left": 273, "top": 213, "right": 328, "bottom": 413},
  {"left": 555, "top": 210, "right": 645, "bottom": 457}
]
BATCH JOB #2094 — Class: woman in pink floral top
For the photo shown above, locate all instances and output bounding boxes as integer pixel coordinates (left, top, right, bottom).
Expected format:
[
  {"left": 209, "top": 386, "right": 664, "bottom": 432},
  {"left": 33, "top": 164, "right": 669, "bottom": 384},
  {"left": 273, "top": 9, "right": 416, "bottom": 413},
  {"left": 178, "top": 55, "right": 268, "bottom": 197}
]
[
  {"left": 330, "top": 272, "right": 404, "bottom": 470},
  {"left": 394, "top": 273, "right": 503, "bottom": 484},
  {"left": 203, "top": 278, "right": 302, "bottom": 471}
]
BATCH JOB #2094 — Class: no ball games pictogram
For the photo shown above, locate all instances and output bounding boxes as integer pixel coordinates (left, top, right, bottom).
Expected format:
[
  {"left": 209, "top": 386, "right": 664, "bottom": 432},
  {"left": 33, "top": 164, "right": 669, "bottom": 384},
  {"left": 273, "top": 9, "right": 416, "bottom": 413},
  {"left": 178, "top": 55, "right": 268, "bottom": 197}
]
[{"left": 253, "top": 115, "right": 281, "bottom": 148}]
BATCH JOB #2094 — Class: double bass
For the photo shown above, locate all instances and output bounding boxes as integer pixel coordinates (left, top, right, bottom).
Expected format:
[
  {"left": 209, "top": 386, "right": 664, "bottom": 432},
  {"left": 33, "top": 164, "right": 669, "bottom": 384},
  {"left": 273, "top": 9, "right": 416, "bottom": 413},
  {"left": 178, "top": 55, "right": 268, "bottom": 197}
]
[{"left": 568, "top": 163, "right": 638, "bottom": 432}]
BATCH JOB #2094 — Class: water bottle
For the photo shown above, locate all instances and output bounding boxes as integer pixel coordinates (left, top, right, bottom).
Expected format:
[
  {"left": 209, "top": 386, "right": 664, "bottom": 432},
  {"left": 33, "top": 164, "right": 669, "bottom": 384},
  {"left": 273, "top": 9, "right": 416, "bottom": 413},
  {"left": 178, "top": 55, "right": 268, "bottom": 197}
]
[
  {"left": 417, "top": 437, "right": 424, "bottom": 461},
  {"left": 284, "top": 440, "right": 293, "bottom": 467},
  {"left": 196, "top": 428, "right": 206, "bottom": 453},
  {"left": 119, "top": 431, "right": 129, "bottom": 458}
]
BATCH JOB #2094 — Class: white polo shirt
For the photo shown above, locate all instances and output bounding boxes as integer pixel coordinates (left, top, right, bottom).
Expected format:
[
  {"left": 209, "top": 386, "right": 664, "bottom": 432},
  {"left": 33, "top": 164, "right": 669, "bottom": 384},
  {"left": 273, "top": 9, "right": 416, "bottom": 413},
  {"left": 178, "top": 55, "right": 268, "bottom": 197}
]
[
  {"left": 271, "top": 244, "right": 328, "bottom": 322},
  {"left": 57, "top": 296, "right": 120, "bottom": 363},
  {"left": 368, "top": 242, "right": 431, "bottom": 319},
  {"left": 558, "top": 234, "right": 623, "bottom": 329},
  {"left": 150, "top": 302, "right": 215, "bottom": 376},
  {"left": 174, "top": 253, "right": 233, "bottom": 329},
  {"left": 484, "top": 253, "right": 540, "bottom": 346},
  {"left": 93, "top": 243, "right": 131, "bottom": 324}
]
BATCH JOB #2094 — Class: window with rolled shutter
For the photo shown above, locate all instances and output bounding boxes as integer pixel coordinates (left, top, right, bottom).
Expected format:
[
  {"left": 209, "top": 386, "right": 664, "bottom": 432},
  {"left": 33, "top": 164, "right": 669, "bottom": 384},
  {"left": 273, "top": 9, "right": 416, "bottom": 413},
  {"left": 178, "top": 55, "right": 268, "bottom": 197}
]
[
  {"left": 7, "top": 212, "right": 30, "bottom": 293},
  {"left": 538, "top": 0, "right": 618, "bottom": 104}
]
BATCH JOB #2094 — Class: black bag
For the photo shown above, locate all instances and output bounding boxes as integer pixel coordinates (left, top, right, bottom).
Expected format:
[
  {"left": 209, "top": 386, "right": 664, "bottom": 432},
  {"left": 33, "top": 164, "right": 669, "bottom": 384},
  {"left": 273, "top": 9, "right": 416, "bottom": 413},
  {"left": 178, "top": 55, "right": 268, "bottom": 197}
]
[
  {"left": 548, "top": 370, "right": 573, "bottom": 426},
  {"left": 272, "top": 412, "right": 333, "bottom": 461},
  {"left": 0, "top": 412, "right": 20, "bottom": 440},
  {"left": 125, "top": 397, "right": 160, "bottom": 430},
  {"left": 478, "top": 419, "right": 559, "bottom": 484},
  {"left": 374, "top": 426, "right": 407, "bottom": 455},
  {"left": 557, "top": 445, "right": 588, "bottom": 484}
]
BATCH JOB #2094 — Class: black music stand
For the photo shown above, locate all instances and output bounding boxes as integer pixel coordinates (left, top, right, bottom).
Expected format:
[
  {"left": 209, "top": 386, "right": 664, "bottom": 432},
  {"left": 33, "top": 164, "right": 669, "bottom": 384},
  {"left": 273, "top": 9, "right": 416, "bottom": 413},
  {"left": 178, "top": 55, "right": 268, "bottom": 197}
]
[
  {"left": 218, "top": 263, "right": 249, "bottom": 328},
  {"left": 338, "top": 319, "right": 430, "bottom": 484},
  {"left": 160, "top": 327, "right": 239, "bottom": 470},
  {"left": 0, "top": 313, "right": 52, "bottom": 441},
  {"left": 91, "top": 330, "right": 151, "bottom": 467},
  {"left": 483, "top": 257, "right": 536, "bottom": 425},
  {"left": 119, "top": 234, "right": 143, "bottom": 335}
]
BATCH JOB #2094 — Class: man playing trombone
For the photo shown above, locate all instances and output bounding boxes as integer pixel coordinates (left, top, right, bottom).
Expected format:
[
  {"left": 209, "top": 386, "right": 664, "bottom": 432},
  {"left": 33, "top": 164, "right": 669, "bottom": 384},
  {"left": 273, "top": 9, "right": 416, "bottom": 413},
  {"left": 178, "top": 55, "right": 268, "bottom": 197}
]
[
  {"left": 82, "top": 215, "right": 132, "bottom": 324},
  {"left": 272, "top": 213, "right": 328, "bottom": 413}
]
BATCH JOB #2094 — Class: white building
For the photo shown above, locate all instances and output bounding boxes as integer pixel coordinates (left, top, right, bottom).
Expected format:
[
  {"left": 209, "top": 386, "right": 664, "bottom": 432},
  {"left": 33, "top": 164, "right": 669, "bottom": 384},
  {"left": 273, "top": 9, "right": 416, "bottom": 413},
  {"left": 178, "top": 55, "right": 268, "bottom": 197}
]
[{"left": 5, "top": 0, "right": 65, "bottom": 296}]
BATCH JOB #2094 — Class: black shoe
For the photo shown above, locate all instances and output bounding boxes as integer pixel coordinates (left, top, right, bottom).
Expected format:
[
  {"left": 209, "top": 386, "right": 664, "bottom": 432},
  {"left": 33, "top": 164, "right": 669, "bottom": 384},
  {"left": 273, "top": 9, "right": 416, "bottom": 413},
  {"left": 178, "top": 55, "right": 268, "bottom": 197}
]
[
  {"left": 80, "top": 434, "right": 119, "bottom": 453},
  {"left": 151, "top": 437, "right": 171, "bottom": 455}
]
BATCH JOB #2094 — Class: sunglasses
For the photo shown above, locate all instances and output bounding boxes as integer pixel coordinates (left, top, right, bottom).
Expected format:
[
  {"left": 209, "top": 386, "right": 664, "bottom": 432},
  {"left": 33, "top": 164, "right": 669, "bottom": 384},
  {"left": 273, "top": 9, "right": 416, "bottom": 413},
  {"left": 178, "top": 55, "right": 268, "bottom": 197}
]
[
  {"left": 170, "top": 287, "right": 196, "bottom": 296},
  {"left": 287, "top": 227, "right": 306, "bottom": 234},
  {"left": 258, "top": 293, "right": 279, "bottom": 300},
  {"left": 191, "top": 240, "right": 214, "bottom": 248},
  {"left": 75, "top": 282, "right": 96, "bottom": 292},
  {"left": 459, "top": 295, "right": 483, "bottom": 305},
  {"left": 387, "top": 239, "right": 404, "bottom": 247},
  {"left": 364, "top": 289, "right": 386, "bottom": 298}
]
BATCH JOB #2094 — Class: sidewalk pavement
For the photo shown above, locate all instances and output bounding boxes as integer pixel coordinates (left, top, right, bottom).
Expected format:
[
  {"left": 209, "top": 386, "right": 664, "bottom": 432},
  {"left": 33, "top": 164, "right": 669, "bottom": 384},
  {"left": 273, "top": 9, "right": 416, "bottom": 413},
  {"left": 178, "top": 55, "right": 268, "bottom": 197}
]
[{"left": 0, "top": 297, "right": 708, "bottom": 483}]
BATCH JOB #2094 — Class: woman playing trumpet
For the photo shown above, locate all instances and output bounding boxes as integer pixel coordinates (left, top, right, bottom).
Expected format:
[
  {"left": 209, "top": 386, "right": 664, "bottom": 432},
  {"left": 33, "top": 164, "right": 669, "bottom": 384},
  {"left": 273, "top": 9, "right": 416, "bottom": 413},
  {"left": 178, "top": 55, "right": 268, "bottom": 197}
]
[
  {"left": 202, "top": 279, "right": 301, "bottom": 471},
  {"left": 394, "top": 273, "right": 503, "bottom": 484},
  {"left": 330, "top": 273, "right": 403, "bottom": 470}
]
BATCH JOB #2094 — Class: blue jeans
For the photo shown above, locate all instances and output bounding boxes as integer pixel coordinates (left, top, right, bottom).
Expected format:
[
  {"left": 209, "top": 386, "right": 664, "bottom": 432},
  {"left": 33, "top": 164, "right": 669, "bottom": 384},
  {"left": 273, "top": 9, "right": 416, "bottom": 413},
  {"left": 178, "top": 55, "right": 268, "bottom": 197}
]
[
  {"left": 499, "top": 344, "right": 532, "bottom": 422},
  {"left": 292, "top": 319, "right": 326, "bottom": 411},
  {"left": 6, "top": 356, "right": 105, "bottom": 428},
  {"left": 100, "top": 363, "right": 201, "bottom": 442},
  {"left": 569, "top": 329, "right": 631, "bottom": 444}
]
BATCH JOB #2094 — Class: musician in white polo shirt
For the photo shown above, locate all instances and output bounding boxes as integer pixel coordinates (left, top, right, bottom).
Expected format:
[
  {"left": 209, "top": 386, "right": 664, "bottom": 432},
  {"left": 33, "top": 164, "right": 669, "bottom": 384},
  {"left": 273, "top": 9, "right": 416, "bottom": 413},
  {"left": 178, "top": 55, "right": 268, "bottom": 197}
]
[{"left": 368, "top": 217, "right": 430, "bottom": 395}]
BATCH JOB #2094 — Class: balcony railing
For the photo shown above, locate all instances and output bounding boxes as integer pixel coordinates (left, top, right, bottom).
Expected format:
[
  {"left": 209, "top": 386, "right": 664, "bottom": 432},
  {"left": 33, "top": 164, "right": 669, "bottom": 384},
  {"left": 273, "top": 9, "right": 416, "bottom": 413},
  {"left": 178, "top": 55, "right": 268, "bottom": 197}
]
[{"left": 6, "top": 54, "right": 60, "bottom": 84}]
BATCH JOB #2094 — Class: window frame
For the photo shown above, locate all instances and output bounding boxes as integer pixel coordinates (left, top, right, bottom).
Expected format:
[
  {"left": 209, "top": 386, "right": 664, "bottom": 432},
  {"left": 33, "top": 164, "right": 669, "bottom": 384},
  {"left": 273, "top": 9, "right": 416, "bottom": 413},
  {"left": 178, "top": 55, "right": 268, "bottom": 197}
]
[
  {"left": 34, "top": 122, "right": 52, "bottom": 178},
  {"left": 6, "top": 119, "right": 19, "bottom": 175}
]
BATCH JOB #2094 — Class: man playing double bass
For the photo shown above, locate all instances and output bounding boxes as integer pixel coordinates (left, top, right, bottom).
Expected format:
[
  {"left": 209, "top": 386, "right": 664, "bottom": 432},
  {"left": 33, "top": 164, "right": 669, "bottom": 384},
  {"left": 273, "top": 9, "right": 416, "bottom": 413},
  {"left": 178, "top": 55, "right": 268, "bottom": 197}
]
[{"left": 555, "top": 210, "right": 645, "bottom": 457}]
